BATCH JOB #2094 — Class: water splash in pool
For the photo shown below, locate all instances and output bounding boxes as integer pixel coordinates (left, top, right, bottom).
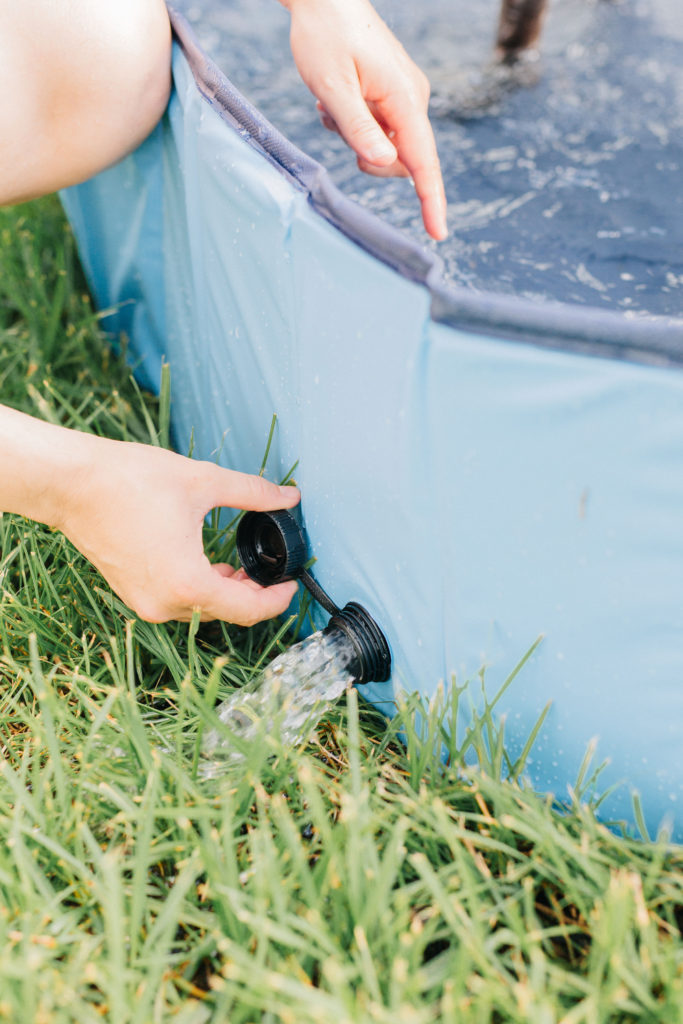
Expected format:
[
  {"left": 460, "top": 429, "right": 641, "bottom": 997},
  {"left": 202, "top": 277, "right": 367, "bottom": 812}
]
[{"left": 201, "top": 630, "right": 353, "bottom": 775}]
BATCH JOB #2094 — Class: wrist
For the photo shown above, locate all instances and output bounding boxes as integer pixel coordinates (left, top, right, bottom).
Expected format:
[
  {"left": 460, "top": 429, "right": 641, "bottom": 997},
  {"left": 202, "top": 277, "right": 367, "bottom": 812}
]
[{"left": 0, "top": 405, "right": 101, "bottom": 532}]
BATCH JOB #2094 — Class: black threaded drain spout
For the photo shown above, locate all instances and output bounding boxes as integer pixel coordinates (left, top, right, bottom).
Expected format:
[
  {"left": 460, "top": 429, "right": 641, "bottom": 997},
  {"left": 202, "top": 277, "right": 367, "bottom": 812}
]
[{"left": 324, "top": 602, "right": 391, "bottom": 685}]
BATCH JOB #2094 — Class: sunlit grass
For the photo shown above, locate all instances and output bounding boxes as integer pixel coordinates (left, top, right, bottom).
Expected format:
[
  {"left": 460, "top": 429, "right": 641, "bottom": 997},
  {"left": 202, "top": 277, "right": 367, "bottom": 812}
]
[{"left": 0, "top": 195, "right": 682, "bottom": 1022}]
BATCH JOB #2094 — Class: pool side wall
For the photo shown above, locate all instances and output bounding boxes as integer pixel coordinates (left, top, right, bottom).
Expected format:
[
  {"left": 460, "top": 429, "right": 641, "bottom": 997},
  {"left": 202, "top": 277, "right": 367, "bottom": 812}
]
[{"left": 62, "top": 36, "right": 683, "bottom": 840}]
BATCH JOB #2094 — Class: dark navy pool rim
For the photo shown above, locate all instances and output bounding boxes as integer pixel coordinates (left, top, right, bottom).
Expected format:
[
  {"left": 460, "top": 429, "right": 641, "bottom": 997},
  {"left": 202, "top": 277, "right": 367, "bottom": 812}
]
[{"left": 169, "top": 7, "right": 683, "bottom": 367}]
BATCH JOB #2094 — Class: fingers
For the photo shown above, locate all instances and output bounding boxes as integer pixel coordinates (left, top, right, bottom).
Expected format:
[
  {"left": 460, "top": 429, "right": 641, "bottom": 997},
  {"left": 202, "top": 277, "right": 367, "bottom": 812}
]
[
  {"left": 384, "top": 95, "right": 447, "bottom": 241},
  {"left": 315, "top": 88, "right": 447, "bottom": 241},
  {"left": 192, "top": 467, "right": 300, "bottom": 623},
  {"left": 196, "top": 569, "right": 299, "bottom": 627},
  {"left": 129, "top": 557, "right": 297, "bottom": 627},
  {"left": 212, "top": 562, "right": 238, "bottom": 579},
  {"left": 316, "top": 100, "right": 339, "bottom": 135},
  {"left": 288, "top": 0, "right": 446, "bottom": 239},
  {"left": 319, "top": 102, "right": 409, "bottom": 181},
  {"left": 198, "top": 462, "right": 300, "bottom": 514},
  {"left": 213, "top": 565, "right": 268, "bottom": 591},
  {"left": 357, "top": 156, "right": 410, "bottom": 178},
  {"left": 314, "top": 77, "right": 398, "bottom": 167}
]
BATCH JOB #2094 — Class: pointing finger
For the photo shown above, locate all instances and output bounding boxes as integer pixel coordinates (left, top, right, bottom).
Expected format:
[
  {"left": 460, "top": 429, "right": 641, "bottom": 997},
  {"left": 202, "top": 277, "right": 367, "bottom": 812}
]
[{"left": 382, "top": 96, "right": 447, "bottom": 240}]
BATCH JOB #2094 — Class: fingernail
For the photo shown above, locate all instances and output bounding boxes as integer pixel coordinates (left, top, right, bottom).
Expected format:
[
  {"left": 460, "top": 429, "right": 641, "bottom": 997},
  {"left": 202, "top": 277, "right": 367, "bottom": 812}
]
[
  {"left": 278, "top": 484, "right": 299, "bottom": 501},
  {"left": 367, "top": 140, "right": 396, "bottom": 163}
]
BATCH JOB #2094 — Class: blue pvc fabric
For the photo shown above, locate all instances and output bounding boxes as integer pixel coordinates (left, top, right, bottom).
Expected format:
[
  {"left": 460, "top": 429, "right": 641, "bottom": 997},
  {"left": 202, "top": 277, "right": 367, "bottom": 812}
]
[{"left": 62, "top": 12, "right": 683, "bottom": 840}]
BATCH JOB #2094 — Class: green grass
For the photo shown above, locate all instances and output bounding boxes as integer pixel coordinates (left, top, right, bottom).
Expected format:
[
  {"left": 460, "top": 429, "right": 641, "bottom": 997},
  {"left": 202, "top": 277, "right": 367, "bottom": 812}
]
[{"left": 1, "top": 195, "right": 683, "bottom": 1023}]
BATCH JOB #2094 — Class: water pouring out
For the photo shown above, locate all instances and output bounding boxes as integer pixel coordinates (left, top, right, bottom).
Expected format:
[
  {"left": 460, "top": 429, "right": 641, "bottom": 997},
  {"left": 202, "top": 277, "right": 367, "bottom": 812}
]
[
  {"left": 200, "top": 508, "right": 392, "bottom": 773},
  {"left": 200, "top": 629, "right": 354, "bottom": 775}
]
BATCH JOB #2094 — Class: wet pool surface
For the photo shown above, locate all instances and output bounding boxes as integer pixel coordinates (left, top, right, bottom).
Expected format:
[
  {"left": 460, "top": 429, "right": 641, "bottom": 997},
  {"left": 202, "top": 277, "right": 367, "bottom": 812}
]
[{"left": 174, "top": 0, "right": 683, "bottom": 318}]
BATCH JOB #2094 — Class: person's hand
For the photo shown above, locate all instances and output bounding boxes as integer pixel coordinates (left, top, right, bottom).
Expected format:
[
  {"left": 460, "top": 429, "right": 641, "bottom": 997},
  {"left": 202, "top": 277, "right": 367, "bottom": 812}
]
[
  {"left": 279, "top": 0, "right": 447, "bottom": 241},
  {"left": 60, "top": 437, "right": 300, "bottom": 626}
]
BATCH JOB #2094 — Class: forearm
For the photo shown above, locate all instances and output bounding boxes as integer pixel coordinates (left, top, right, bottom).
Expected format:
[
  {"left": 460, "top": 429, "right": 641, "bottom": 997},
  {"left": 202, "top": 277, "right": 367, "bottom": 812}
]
[{"left": 0, "top": 404, "right": 94, "bottom": 530}]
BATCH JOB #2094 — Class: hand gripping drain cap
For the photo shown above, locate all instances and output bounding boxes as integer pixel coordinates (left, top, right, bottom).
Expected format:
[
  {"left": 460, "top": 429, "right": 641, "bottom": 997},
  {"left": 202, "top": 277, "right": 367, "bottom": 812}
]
[{"left": 236, "top": 510, "right": 307, "bottom": 585}]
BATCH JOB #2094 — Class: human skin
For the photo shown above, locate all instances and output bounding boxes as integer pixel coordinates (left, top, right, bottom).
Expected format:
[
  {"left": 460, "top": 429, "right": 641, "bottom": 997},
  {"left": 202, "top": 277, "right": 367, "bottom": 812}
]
[
  {"left": 280, "top": 0, "right": 448, "bottom": 241},
  {"left": 0, "top": 0, "right": 173, "bottom": 204},
  {"left": 0, "top": 406, "right": 301, "bottom": 625},
  {"left": 0, "top": 0, "right": 446, "bottom": 237},
  {"left": 0, "top": 0, "right": 445, "bottom": 624}
]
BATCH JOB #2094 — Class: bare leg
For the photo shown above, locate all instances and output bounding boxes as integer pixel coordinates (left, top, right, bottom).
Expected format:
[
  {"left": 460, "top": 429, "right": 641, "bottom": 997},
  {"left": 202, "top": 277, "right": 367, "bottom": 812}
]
[
  {"left": 0, "top": 0, "right": 172, "bottom": 205},
  {"left": 496, "top": 0, "right": 549, "bottom": 62}
]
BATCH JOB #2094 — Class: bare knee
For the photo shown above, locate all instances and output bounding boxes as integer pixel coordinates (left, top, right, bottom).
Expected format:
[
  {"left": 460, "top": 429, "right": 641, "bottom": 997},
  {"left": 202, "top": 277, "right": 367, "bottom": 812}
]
[{"left": 0, "top": 0, "right": 172, "bottom": 204}]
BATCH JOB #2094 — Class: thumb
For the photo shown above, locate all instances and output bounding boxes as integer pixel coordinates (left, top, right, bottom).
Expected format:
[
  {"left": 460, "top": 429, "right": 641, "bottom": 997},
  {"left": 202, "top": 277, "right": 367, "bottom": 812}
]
[
  {"left": 317, "top": 79, "right": 397, "bottom": 166},
  {"left": 198, "top": 462, "right": 300, "bottom": 514}
]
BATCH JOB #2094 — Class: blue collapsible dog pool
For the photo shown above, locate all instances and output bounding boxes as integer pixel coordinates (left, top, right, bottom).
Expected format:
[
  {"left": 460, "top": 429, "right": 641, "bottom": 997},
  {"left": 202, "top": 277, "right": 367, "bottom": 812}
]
[{"left": 62, "top": 0, "right": 683, "bottom": 838}]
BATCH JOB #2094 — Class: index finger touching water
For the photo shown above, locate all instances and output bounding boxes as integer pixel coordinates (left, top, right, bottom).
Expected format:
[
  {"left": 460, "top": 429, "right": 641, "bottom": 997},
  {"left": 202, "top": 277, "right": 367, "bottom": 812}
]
[{"left": 393, "top": 107, "right": 447, "bottom": 241}]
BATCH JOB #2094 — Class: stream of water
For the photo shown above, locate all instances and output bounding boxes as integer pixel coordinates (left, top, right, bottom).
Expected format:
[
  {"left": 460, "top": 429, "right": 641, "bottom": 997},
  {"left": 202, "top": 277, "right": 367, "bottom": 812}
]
[{"left": 200, "top": 630, "right": 353, "bottom": 775}]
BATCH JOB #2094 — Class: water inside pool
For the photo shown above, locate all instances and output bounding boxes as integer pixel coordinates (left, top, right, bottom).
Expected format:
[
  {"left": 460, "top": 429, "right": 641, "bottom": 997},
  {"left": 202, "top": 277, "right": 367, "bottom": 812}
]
[{"left": 175, "top": 0, "right": 683, "bottom": 317}]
